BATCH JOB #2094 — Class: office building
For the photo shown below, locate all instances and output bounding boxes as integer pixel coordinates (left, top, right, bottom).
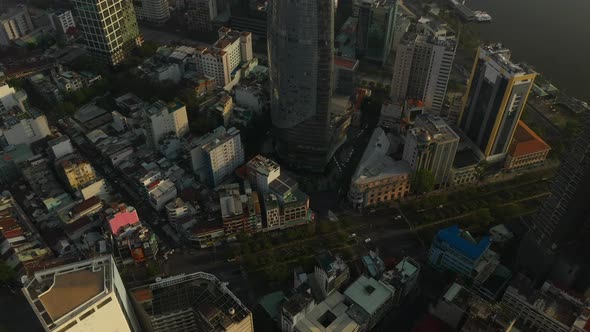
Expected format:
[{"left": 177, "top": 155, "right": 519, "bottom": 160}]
[
  {"left": 333, "top": 56, "right": 359, "bottom": 96},
  {"left": 142, "top": 100, "right": 189, "bottom": 150},
  {"left": 185, "top": 0, "right": 218, "bottom": 31},
  {"left": 246, "top": 154, "right": 281, "bottom": 194},
  {"left": 391, "top": 18, "right": 456, "bottom": 114},
  {"left": 269, "top": 0, "right": 345, "bottom": 171},
  {"left": 190, "top": 127, "right": 244, "bottom": 187},
  {"left": 48, "top": 10, "right": 76, "bottom": 35},
  {"left": 403, "top": 114, "right": 459, "bottom": 185},
  {"left": 429, "top": 225, "right": 500, "bottom": 286},
  {"left": 265, "top": 175, "right": 311, "bottom": 230},
  {"left": 72, "top": 0, "right": 143, "bottom": 66},
  {"left": 501, "top": 274, "right": 590, "bottom": 332},
  {"left": 22, "top": 255, "right": 140, "bottom": 332},
  {"left": 354, "top": 0, "right": 397, "bottom": 65},
  {"left": 458, "top": 44, "right": 536, "bottom": 161},
  {"left": 348, "top": 128, "right": 411, "bottom": 210},
  {"left": 133, "top": 0, "right": 170, "bottom": 25},
  {"left": 0, "top": 5, "right": 34, "bottom": 46},
  {"left": 129, "top": 272, "right": 253, "bottom": 332},
  {"left": 194, "top": 27, "right": 254, "bottom": 89},
  {"left": 504, "top": 120, "right": 550, "bottom": 170},
  {"left": 0, "top": 84, "right": 50, "bottom": 147},
  {"left": 518, "top": 112, "right": 590, "bottom": 279}
]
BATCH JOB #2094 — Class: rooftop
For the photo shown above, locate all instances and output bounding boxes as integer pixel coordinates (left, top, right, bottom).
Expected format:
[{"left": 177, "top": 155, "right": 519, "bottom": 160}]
[
  {"left": 435, "top": 225, "right": 490, "bottom": 260},
  {"left": 130, "top": 272, "right": 251, "bottom": 330},
  {"left": 480, "top": 44, "right": 536, "bottom": 77},
  {"left": 508, "top": 121, "right": 551, "bottom": 158},
  {"left": 344, "top": 275, "right": 394, "bottom": 317},
  {"left": 352, "top": 128, "right": 412, "bottom": 184},
  {"left": 295, "top": 291, "right": 359, "bottom": 332},
  {"left": 247, "top": 155, "right": 280, "bottom": 175},
  {"left": 23, "top": 256, "right": 114, "bottom": 328}
]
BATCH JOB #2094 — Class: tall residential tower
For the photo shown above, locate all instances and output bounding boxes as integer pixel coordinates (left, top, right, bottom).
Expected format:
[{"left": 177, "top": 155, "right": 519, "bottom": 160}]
[
  {"left": 458, "top": 44, "right": 536, "bottom": 161},
  {"left": 268, "top": 0, "right": 345, "bottom": 172},
  {"left": 72, "top": 0, "right": 143, "bottom": 66}
]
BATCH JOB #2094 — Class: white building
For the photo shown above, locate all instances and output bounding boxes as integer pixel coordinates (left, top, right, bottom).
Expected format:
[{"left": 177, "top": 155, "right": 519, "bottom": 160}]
[
  {"left": 0, "top": 5, "right": 33, "bottom": 46},
  {"left": 0, "top": 84, "right": 50, "bottom": 147},
  {"left": 190, "top": 126, "right": 244, "bottom": 187},
  {"left": 194, "top": 27, "right": 253, "bottom": 88},
  {"left": 142, "top": 100, "right": 189, "bottom": 150},
  {"left": 22, "top": 255, "right": 141, "bottom": 332},
  {"left": 391, "top": 18, "right": 456, "bottom": 115},
  {"left": 72, "top": 0, "right": 143, "bottom": 65},
  {"left": 148, "top": 179, "right": 177, "bottom": 211},
  {"left": 47, "top": 135, "right": 74, "bottom": 160},
  {"left": 246, "top": 155, "right": 280, "bottom": 194},
  {"left": 48, "top": 10, "right": 75, "bottom": 34},
  {"left": 133, "top": 0, "right": 170, "bottom": 25}
]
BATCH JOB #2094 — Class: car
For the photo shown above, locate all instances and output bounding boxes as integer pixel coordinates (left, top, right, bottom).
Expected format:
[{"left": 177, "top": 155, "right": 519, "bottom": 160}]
[
  {"left": 348, "top": 233, "right": 357, "bottom": 239},
  {"left": 364, "top": 238, "right": 372, "bottom": 243},
  {"left": 393, "top": 215, "right": 402, "bottom": 221},
  {"left": 227, "top": 257, "right": 237, "bottom": 262}
]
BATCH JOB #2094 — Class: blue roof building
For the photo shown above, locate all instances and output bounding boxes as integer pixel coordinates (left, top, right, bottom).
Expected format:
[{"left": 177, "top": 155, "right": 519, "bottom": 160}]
[{"left": 429, "top": 225, "right": 495, "bottom": 280}]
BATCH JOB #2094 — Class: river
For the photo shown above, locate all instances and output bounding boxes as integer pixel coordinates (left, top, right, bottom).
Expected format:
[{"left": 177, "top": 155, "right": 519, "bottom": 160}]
[{"left": 467, "top": 0, "right": 590, "bottom": 101}]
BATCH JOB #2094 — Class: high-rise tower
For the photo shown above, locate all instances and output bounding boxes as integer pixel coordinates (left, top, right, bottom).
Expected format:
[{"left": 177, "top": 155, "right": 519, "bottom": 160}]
[
  {"left": 72, "top": 0, "right": 143, "bottom": 66},
  {"left": 458, "top": 44, "right": 536, "bottom": 161},
  {"left": 268, "top": 0, "right": 340, "bottom": 172}
]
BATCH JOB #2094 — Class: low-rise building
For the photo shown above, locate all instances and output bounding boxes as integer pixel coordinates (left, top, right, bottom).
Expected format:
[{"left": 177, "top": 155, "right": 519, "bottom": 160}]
[
  {"left": 450, "top": 148, "right": 480, "bottom": 186},
  {"left": 505, "top": 121, "right": 551, "bottom": 170},
  {"left": 47, "top": 135, "right": 74, "bottom": 160},
  {"left": 343, "top": 275, "right": 395, "bottom": 331},
  {"left": 502, "top": 274, "right": 590, "bottom": 332},
  {"left": 234, "top": 83, "right": 266, "bottom": 113},
  {"left": 429, "top": 225, "right": 495, "bottom": 280},
  {"left": 129, "top": 272, "right": 254, "bottom": 332},
  {"left": 148, "top": 179, "right": 177, "bottom": 211},
  {"left": 28, "top": 73, "right": 62, "bottom": 103},
  {"left": 380, "top": 256, "right": 421, "bottom": 302},
  {"left": 348, "top": 128, "right": 412, "bottom": 210},
  {"left": 218, "top": 184, "right": 261, "bottom": 236},
  {"left": 0, "top": 144, "right": 32, "bottom": 185},
  {"left": 56, "top": 156, "right": 98, "bottom": 191}
]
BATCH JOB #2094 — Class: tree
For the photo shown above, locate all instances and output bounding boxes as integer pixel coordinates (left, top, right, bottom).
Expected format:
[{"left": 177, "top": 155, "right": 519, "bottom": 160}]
[
  {"left": 412, "top": 169, "right": 436, "bottom": 195},
  {"left": 0, "top": 262, "right": 16, "bottom": 284}
]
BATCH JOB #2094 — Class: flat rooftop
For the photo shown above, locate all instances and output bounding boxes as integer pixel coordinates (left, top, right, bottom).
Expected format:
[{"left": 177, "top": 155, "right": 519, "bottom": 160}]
[
  {"left": 344, "top": 275, "right": 394, "bottom": 317},
  {"left": 39, "top": 270, "right": 104, "bottom": 321}
]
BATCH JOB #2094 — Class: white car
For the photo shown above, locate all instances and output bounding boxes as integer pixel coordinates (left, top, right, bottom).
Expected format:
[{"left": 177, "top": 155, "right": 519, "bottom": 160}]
[
  {"left": 364, "top": 238, "right": 372, "bottom": 243},
  {"left": 393, "top": 215, "right": 402, "bottom": 221}
]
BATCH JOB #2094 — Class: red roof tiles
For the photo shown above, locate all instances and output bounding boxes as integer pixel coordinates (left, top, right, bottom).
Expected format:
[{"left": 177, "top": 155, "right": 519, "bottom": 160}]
[{"left": 509, "top": 121, "right": 551, "bottom": 158}]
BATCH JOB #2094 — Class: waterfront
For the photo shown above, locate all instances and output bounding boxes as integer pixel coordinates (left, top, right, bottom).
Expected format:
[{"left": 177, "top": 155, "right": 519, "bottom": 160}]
[{"left": 468, "top": 0, "right": 590, "bottom": 101}]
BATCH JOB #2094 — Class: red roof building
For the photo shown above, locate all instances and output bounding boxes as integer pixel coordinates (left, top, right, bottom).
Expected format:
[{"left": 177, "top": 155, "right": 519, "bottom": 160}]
[{"left": 505, "top": 121, "right": 551, "bottom": 170}]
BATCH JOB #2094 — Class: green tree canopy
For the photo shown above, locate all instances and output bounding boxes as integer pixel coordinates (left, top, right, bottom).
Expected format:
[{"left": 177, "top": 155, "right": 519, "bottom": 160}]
[{"left": 412, "top": 169, "right": 436, "bottom": 195}]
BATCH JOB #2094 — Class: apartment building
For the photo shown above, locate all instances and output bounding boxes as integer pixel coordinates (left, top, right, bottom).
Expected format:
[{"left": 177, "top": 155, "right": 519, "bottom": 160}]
[
  {"left": 133, "top": 0, "right": 170, "bottom": 25},
  {"left": 142, "top": 100, "right": 189, "bottom": 150},
  {"left": 190, "top": 127, "right": 244, "bottom": 187},
  {"left": 0, "top": 5, "right": 34, "bottom": 46}
]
